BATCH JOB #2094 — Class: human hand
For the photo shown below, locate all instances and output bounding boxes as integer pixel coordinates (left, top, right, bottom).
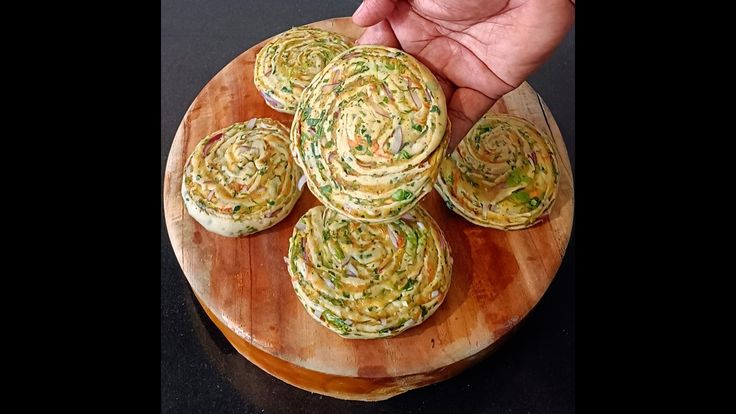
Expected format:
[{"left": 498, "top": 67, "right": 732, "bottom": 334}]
[{"left": 352, "top": 0, "right": 574, "bottom": 149}]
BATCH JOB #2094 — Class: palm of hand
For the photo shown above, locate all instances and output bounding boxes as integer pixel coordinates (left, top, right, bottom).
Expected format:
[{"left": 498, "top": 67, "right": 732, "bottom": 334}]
[{"left": 353, "top": 0, "right": 574, "bottom": 148}]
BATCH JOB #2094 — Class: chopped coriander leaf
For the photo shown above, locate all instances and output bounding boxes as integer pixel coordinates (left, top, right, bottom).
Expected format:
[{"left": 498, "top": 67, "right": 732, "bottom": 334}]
[
  {"left": 392, "top": 189, "right": 412, "bottom": 201},
  {"left": 506, "top": 169, "right": 531, "bottom": 186},
  {"left": 527, "top": 197, "right": 541, "bottom": 209},
  {"left": 401, "top": 278, "right": 417, "bottom": 291},
  {"left": 509, "top": 190, "right": 530, "bottom": 204}
]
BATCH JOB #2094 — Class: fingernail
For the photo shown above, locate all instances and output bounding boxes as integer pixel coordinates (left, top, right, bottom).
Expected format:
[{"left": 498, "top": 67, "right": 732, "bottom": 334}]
[{"left": 355, "top": 1, "right": 366, "bottom": 16}]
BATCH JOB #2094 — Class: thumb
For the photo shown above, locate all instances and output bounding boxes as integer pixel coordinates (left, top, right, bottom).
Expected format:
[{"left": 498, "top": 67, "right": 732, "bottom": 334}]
[{"left": 352, "top": 0, "right": 398, "bottom": 27}]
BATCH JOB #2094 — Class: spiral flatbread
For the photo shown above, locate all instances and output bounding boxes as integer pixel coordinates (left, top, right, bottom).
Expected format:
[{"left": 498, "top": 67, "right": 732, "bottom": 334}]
[
  {"left": 254, "top": 26, "right": 352, "bottom": 114},
  {"left": 182, "top": 118, "right": 303, "bottom": 237},
  {"left": 286, "top": 205, "right": 452, "bottom": 339},
  {"left": 435, "top": 113, "right": 559, "bottom": 230},
  {"left": 291, "top": 45, "right": 449, "bottom": 223}
]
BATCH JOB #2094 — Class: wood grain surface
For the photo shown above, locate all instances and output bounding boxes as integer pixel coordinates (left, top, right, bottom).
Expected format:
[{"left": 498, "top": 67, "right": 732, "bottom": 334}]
[{"left": 163, "top": 17, "right": 574, "bottom": 401}]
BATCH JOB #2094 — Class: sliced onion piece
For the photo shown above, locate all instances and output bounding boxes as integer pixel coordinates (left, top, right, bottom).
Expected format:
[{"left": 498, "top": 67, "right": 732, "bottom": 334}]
[
  {"left": 389, "top": 126, "right": 403, "bottom": 154},
  {"left": 295, "top": 220, "right": 306, "bottom": 231},
  {"left": 410, "top": 88, "right": 422, "bottom": 109},
  {"left": 202, "top": 133, "right": 223, "bottom": 156},
  {"left": 387, "top": 225, "right": 399, "bottom": 248},
  {"left": 381, "top": 83, "right": 394, "bottom": 100},
  {"left": 370, "top": 99, "right": 391, "bottom": 118}
]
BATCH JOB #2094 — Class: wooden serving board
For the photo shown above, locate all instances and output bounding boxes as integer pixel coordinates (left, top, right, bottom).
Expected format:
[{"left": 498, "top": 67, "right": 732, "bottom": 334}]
[{"left": 163, "top": 17, "right": 574, "bottom": 401}]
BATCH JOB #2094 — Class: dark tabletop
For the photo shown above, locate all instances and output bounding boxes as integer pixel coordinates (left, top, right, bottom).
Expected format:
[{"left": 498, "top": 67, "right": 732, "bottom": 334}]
[{"left": 161, "top": 1, "right": 575, "bottom": 412}]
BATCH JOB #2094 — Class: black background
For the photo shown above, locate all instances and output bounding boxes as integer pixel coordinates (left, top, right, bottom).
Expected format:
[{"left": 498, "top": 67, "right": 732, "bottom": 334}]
[{"left": 161, "top": 1, "right": 575, "bottom": 412}]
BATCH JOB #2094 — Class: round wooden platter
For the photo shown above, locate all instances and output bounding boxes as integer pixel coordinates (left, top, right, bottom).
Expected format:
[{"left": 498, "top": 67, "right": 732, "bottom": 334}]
[{"left": 163, "top": 17, "right": 574, "bottom": 401}]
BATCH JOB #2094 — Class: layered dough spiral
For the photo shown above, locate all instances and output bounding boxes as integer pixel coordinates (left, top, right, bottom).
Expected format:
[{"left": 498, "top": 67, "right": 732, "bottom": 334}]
[
  {"left": 291, "top": 45, "right": 449, "bottom": 223},
  {"left": 435, "top": 113, "right": 559, "bottom": 230},
  {"left": 181, "top": 118, "right": 303, "bottom": 237},
  {"left": 287, "top": 205, "right": 452, "bottom": 339},
  {"left": 254, "top": 26, "right": 352, "bottom": 114}
]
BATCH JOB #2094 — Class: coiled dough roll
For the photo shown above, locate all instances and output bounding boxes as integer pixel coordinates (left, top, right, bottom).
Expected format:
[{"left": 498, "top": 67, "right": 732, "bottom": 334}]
[
  {"left": 287, "top": 205, "right": 452, "bottom": 339},
  {"left": 254, "top": 26, "right": 352, "bottom": 114},
  {"left": 182, "top": 118, "right": 303, "bottom": 237},
  {"left": 435, "top": 113, "right": 559, "bottom": 230},
  {"left": 291, "top": 45, "right": 449, "bottom": 223}
]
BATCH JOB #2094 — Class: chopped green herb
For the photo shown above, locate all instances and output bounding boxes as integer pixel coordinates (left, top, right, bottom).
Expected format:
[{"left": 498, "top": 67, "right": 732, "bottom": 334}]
[
  {"left": 430, "top": 105, "right": 440, "bottom": 114},
  {"left": 320, "top": 185, "right": 332, "bottom": 195},
  {"left": 528, "top": 197, "right": 541, "bottom": 209},
  {"left": 401, "top": 278, "right": 417, "bottom": 291},
  {"left": 385, "top": 63, "right": 395, "bottom": 70},
  {"left": 329, "top": 272, "right": 341, "bottom": 288},
  {"left": 281, "top": 86, "right": 293, "bottom": 93},
  {"left": 404, "top": 227, "right": 418, "bottom": 247},
  {"left": 355, "top": 145, "right": 364, "bottom": 151},
  {"left": 412, "top": 124, "right": 423, "bottom": 132},
  {"left": 322, "top": 310, "right": 351, "bottom": 334},
  {"left": 233, "top": 205, "right": 241, "bottom": 212},
  {"left": 392, "top": 189, "right": 412, "bottom": 201},
  {"left": 267, "top": 200, "right": 275, "bottom": 206},
  {"left": 420, "top": 305, "right": 428, "bottom": 317},
  {"left": 506, "top": 169, "right": 531, "bottom": 186},
  {"left": 510, "top": 190, "right": 531, "bottom": 204},
  {"left": 399, "top": 150, "right": 411, "bottom": 159},
  {"left": 301, "top": 104, "right": 311, "bottom": 121},
  {"left": 319, "top": 293, "right": 344, "bottom": 307}
]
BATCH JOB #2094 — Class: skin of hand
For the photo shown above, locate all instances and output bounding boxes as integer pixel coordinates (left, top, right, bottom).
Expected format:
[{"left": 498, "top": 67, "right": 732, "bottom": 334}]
[{"left": 352, "top": 0, "right": 575, "bottom": 150}]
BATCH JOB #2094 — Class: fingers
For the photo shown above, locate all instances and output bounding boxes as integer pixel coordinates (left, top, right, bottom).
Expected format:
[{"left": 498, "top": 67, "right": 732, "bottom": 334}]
[
  {"left": 356, "top": 19, "right": 400, "bottom": 48},
  {"left": 446, "top": 88, "right": 496, "bottom": 151},
  {"left": 352, "top": 0, "right": 398, "bottom": 27}
]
